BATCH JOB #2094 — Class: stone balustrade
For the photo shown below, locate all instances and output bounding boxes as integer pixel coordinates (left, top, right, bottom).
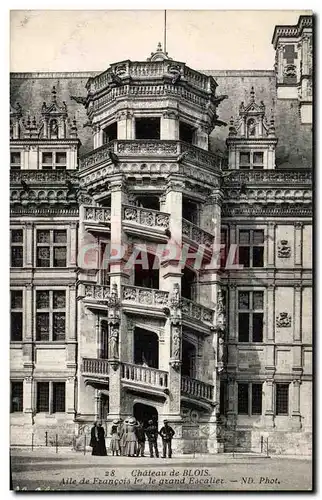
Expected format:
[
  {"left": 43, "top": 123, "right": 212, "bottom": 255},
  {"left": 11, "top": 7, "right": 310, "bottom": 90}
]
[
  {"left": 181, "top": 375, "right": 214, "bottom": 402},
  {"left": 82, "top": 357, "right": 110, "bottom": 376},
  {"left": 80, "top": 140, "right": 223, "bottom": 171},
  {"left": 181, "top": 297, "right": 214, "bottom": 325},
  {"left": 123, "top": 204, "right": 170, "bottom": 230},
  {"left": 121, "top": 362, "right": 168, "bottom": 389},
  {"left": 221, "top": 169, "right": 312, "bottom": 186},
  {"left": 10, "top": 170, "right": 79, "bottom": 184},
  {"left": 182, "top": 218, "right": 214, "bottom": 247},
  {"left": 83, "top": 205, "right": 111, "bottom": 224},
  {"left": 84, "top": 284, "right": 110, "bottom": 300},
  {"left": 122, "top": 285, "right": 169, "bottom": 307}
]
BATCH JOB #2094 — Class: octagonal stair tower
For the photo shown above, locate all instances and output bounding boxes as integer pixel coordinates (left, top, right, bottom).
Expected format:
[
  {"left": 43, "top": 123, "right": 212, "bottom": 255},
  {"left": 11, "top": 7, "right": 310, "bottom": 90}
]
[{"left": 76, "top": 44, "right": 228, "bottom": 453}]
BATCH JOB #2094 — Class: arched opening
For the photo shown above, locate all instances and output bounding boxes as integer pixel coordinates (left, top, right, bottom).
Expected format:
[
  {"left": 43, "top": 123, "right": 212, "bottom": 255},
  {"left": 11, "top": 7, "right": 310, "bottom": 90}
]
[
  {"left": 134, "top": 251, "right": 159, "bottom": 289},
  {"left": 136, "top": 195, "right": 160, "bottom": 211},
  {"left": 133, "top": 402, "right": 158, "bottom": 428},
  {"left": 182, "top": 340, "right": 196, "bottom": 378},
  {"left": 101, "top": 320, "right": 109, "bottom": 359},
  {"left": 134, "top": 327, "right": 159, "bottom": 368},
  {"left": 182, "top": 267, "right": 197, "bottom": 300}
]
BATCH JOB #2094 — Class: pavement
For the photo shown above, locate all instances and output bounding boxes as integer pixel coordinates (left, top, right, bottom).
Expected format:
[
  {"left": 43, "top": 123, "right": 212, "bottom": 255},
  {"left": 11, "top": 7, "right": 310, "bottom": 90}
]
[{"left": 10, "top": 447, "right": 313, "bottom": 492}]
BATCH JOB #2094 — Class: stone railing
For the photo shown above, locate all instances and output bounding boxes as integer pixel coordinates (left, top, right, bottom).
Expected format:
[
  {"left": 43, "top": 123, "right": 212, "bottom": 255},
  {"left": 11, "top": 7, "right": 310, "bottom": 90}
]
[
  {"left": 84, "top": 284, "right": 110, "bottom": 300},
  {"left": 83, "top": 205, "right": 111, "bottom": 224},
  {"left": 90, "top": 60, "right": 211, "bottom": 95},
  {"left": 181, "top": 297, "right": 214, "bottom": 325},
  {"left": 82, "top": 357, "right": 110, "bottom": 376},
  {"left": 122, "top": 285, "right": 169, "bottom": 307},
  {"left": 10, "top": 170, "right": 79, "bottom": 184},
  {"left": 182, "top": 218, "right": 214, "bottom": 247},
  {"left": 121, "top": 362, "right": 168, "bottom": 389},
  {"left": 80, "top": 140, "right": 223, "bottom": 171},
  {"left": 181, "top": 376, "right": 214, "bottom": 402},
  {"left": 221, "top": 169, "right": 312, "bottom": 186},
  {"left": 123, "top": 205, "right": 170, "bottom": 230}
]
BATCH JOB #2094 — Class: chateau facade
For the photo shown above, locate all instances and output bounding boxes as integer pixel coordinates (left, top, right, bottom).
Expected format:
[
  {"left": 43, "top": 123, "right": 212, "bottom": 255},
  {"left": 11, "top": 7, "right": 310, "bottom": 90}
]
[{"left": 10, "top": 15, "right": 312, "bottom": 454}]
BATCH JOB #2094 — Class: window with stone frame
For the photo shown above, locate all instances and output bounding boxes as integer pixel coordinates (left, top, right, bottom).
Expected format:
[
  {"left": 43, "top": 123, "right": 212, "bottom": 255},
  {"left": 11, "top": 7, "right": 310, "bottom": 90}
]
[
  {"left": 36, "top": 381, "right": 66, "bottom": 413},
  {"left": 239, "top": 151, "right": 264, "bottom": 170},
  {"left": 238, "top": 290, "right": 264, "bottom": 342},
  {"left": 10, "top": 381, "right": 23, "bottom": 413},
  {"left": 238, "top": 382, "right": 263, "bottom": 415},
  {"left": 220, "top": 227, "right": 228, "bottom": 269},
  {"left": 36, "top": 290, "right": 66, "bottom": 341},
  {"left": 275, "top": 383, "right": 289, "bottom": 415},
  {"left": 11, "top": 290, "right": 23, "bottom": 341},
  {"left": 41, "top": 151, "right": 67, "bottom": 170},
  {"left": 36, "top": 229, "right": 67, "bottom": 267},
  {"left": 238, "top": 228, "right": 264, "bottom": 267},
  {"left": 10, "top": 151, "right": 21, "bottom": 170},
  {"left": 11, "top": 229, "right": 24, "bottom": 267}
]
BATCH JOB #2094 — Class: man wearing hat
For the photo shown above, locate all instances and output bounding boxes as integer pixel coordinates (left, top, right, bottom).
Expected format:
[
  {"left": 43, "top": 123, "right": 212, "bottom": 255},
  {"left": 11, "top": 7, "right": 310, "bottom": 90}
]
[
  {"left": 159, "top": 420, "right": 175, "bottom": 458},
  {"left": 145, "top": 419, "right": 159, "bottom": 458}
]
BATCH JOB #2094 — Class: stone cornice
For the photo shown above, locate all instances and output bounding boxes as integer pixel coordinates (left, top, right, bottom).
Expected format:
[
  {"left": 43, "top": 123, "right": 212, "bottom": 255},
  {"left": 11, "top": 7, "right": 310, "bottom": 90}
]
[
  {"left": 222, "top": 203, "right": 312, "bottom": 217},
  {"left": 272, "top": 15, "right": 313, "bottom": 49},
  {"left": 10, "top": 205, "right": 79, "bottom": 217},
  {"left": 10, "top": 139, "right": 81, "bottom": 146},
  {"left": 221, "top": 169, "right": 312, "bottom": 186}
]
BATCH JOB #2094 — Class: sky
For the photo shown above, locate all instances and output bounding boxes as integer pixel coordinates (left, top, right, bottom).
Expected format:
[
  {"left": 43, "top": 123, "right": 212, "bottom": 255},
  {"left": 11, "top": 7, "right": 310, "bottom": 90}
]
[{"left": 10, "top": 9, "right": 312, "bottom": 73}]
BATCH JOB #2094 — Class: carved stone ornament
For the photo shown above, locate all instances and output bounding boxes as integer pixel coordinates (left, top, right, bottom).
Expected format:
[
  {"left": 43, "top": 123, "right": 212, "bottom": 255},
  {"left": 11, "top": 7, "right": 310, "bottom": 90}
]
[
  {"left": 277, "top": 240, "right": 291, "bottom": 258},
  {"left": 108, "top": 323, "right": 119, "bottom": 359},
  {"left": 171, "top": 324, "right": 182, "bottom": 360},
  {"left": 276, "top": 312, "right": 292, "bottom": 328}
]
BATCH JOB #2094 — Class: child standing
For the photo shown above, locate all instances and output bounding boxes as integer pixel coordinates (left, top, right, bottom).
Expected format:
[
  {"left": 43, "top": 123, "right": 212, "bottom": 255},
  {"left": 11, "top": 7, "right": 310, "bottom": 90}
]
[{"left": 110, "top": 419, "right": 121, "bottom": 456}]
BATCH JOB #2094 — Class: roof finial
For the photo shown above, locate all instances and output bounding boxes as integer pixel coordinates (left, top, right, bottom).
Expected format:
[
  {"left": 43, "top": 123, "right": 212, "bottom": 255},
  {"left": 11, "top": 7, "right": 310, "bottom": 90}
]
[
  {"left": 250, "top": 86, "right": 255, "bottom": 103},
  {"left": 157, "top": 41, "right": 162, "bottom": 52},
  {"left": 52, "top": 86, "right": 57, "bottom": 103}
]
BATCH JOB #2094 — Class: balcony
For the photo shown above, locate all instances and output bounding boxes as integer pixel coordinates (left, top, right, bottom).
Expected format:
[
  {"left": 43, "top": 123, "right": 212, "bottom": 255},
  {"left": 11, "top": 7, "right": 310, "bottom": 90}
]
[
  {"left": 83, "top": 205, "right": 111, "bottom": 235},
  {"left": 181, "top": 376, "right": 214, "bottom": 406},
  {"left": 121, "top": 362, "right": 168, "bottom": 396},
  {"left": 80, "top": 140, "right": 223, "bottom": 173},
  {"left": 82, "top": 357, "right": 110, "bottom": 387},
  {"left": 122, "top": 204, "right": 170, "bottom": 241},
  {"left": 122, "top": 285, "right": 169, "bottom": 317},
  {"left": 181, "top": 297, "right": 214, "bottom": 329},
  {"left": 82, "top": 284, "right": 110, "bottom": 310},
  {"left": 182, "top": 218, "right": 214, "bottom": 249}
]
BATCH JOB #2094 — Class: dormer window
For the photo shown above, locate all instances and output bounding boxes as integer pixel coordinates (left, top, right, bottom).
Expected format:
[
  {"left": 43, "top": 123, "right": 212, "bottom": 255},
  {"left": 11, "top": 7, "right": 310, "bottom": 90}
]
[
  {"left": 49, "top": 119, "right": 59, "bottom": 139},
  {"left": 239, "top": 151, "right": 264, "bottom": 170},
  {"left": 41, "top": 152, "right": 67, "bottom": 170}
]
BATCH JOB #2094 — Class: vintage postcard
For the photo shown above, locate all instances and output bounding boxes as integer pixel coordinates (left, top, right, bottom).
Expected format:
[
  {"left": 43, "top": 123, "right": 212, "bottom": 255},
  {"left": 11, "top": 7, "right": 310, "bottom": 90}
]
[{"left": 9, "top": 9, "right": 313, "bottom": 492}]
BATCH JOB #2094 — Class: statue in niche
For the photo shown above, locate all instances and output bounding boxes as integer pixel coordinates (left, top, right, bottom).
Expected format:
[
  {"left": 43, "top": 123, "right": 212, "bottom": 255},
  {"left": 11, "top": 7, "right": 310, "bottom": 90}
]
[
  {"left": 50, "top": 119, "right": 58, "bottom": 137},
  {"left": 109, "top": 324, "right": 119, "bottom": 358},
  {"left": 171, "top": 325, "right": 181, "bottom": 360}
]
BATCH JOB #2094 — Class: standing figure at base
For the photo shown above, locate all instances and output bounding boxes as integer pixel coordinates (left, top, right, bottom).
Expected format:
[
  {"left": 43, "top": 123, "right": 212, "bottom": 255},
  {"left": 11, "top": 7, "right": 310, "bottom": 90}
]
[
  {"left": 110, "top": 419, "right": 121, "bottom": 456},
  {"left": 159, "top": 420, "right": 175, "bottom": 458},
  {"left": 145, "top": 419, "right": 159, "bottom": 458},
  {"left": 90, "top": 421, "right": 99, "bottom": 456},
  {"left": 126, "top": 417, "right": 138, "bottom": 457}
]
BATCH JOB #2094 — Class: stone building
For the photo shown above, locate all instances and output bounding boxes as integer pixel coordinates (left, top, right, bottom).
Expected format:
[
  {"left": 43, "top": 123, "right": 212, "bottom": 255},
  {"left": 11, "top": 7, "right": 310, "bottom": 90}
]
[{"left": 10, "top": 15, "right": 312, "bottom": 454}]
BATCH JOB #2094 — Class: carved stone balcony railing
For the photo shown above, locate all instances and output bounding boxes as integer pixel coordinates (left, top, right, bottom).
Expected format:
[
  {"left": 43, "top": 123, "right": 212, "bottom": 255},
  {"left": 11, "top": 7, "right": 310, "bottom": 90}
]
[
  {"left": 122, "top": 285, "right": 169, "bottom": 308},
  {"left": 181, "top": 375, "right": 214, "bottom": 403},
  {"left": 123, "top": 204, "right": 170, "bottom": 235},
  {"left": 80, "top": 140, "right": 223, "bottom": 172},
  {"left": 83, "top": 205, "right": 111, "bottom": 224},
  {"left": 181, "top": 297, "right": 214, "bottom": 326},
  {"left": 121, "top": 362, "right": 168, "bottom": 389},
  {"left": 83, "top": 284, "right": 110, "bottom": 301},
  {"left": 82, "top": 358, "right": 110, "bottom": 377},
  {"left": 182, "top": 218, "right": 214, "bottom": 248},
  {"left": 89, "top": 60, "right": 212, "bottom": 96}
]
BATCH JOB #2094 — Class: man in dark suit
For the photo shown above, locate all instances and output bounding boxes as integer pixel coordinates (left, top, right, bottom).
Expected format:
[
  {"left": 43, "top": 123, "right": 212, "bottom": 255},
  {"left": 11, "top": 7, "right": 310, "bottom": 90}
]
[
  {"left": 135, "top": 421, "right": 146, "bottom": 457},
  {"left": 145, "top": 419, "right": 159, "bottom": 458},
  {"left": 159, "top": 420, "right": 175, "bottom": 458}
]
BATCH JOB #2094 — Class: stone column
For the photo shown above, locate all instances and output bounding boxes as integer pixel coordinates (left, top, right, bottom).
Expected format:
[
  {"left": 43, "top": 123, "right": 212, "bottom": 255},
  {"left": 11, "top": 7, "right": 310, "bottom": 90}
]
[
  {"left": 109, "top": 176, "right": 128, "bottom": 292},
  {"left": 228, "top": 285, "right": 237, "bottom": 342},
  {"left": 94, "top": 389, "right": 101, "bottom": 421},
  {"left": 25, "top": 222, "right": 33, "bottom": 268},
  {"left": 117, "top": 111, "right": 128, "bottom": 140},
  {"left": 293, "top": 284, "right": 302, "bottom": 342},
  {"left": 66, "top": 284, "right": 77, "bottom": 369},
  {"left": 267, "top": 223, "right": 276, "bottom": 267},
  {"left": 160, "top": 111, "right": 179, "bottom": 140},
  {"left": 66, "top": 377, "right": 76, "bottom": 416},
  {"left": 290, "top": 379, "right": 302, "bottom": 430},
  {"left": 93, "top": 125, "right": 101, "bottom": 149},
  {"left": 96, "top": 316, "right": 101, "bottom": 358},
  {"left": 266, "top": 284, "right": 275, "bottom": 342},
  {"left": 69, "top": 222, "right": 78, "bottom": 268},
  {"left": 23, "top": 376, "right": 34, "bottom": 430},
  {"left": 263, "top": 378, "right": 275, "bottom": 428},
  {"left": 23, "top": 283, "right": 33, "bottom": 369},
  {"left": 294, "top": 222, "right": 303, "bottom": 267},
  {"left": 226, "top": 375, "right": 237, "bottom": 426}
]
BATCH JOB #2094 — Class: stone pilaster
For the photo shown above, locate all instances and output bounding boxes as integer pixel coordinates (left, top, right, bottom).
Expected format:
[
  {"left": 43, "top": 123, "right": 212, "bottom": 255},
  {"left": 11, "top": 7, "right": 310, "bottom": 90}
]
[
  {"left": 66, "top": 377, "right": 76, "bottom": 416},
  {"left": 290, "top": 379, "right": 302, "bottom": 430},
  {"left": 294, "top": 222, "right": 303, "bottom": 267},
  {"left": 263, "top": 378, "right": 275, "bottom": 428},
  {"left": 69, "top": 222, "right": 78, "bottom": 267},
  {"left": 267, "top": 222, "right": 276, "bottom": 267},
  {"left": 23, "top": 284, "right": 33, "bottom": 369},
  {"left": 25, "top": 222, "right": 33, "bottom": 267},
  {"left": 160, "top": 111, "right": 179, "bottom": 140},
  {"left": 266, "top": 284, "right": 275, "bottom": 343},
  {"left": 293, "top": 284, "right": 302, "bottom": 342}
]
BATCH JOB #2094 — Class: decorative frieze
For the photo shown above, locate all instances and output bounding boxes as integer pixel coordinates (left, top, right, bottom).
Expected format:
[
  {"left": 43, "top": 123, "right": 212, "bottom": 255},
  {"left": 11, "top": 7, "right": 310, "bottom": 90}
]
[
  {"left": 10, "top": 170, "right": 79, "bottom": 185},
  {"left": 222, "top": 203, "right": 312, "bottom": 218},
  {"left": 182, "top": 218, "right": 214, "bottom": 247},
  {"left": 276, "top": 312, "right": 292, "bottom": 328},
  {"left": 221, "top": 170, "right": 312, "bottom": 186},
  {"left": 123, "top": 205, "right": 170, "bottom": 229},
  {"left": 181, "top": 297, "right": 214, "bottom": 325},
  {"left": 84, "top": 284, "right": 110, "bottom": 300},
  {"left": 83, "top": 205, "right": 111, "bottom": 223},
  {"left": 122, "top": 285, "right": 169, "bottom": 306},
  {"left": 10, "top": 205, "right": 79, "bottom": 217}
]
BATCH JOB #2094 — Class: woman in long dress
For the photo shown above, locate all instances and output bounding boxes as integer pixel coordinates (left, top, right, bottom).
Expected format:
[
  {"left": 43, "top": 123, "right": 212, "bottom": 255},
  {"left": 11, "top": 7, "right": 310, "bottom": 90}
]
[
  {"left": 126, "top": 417, "right": 138, "bottom": 457},
  {"left": 120, "top": 419, "right": 128, "bottom": 456},
  {"left": 110, "top": 419, "right": 121, "bottom": 456},
  {"left": 97, "top": 423, "right": 107, "bottom": 456}
]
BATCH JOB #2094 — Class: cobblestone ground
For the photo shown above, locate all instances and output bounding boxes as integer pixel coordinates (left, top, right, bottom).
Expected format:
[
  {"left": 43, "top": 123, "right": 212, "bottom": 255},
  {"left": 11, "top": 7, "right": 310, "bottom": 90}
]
[{"left": 10, "top": 448, "right": 312, "bottom": 492}]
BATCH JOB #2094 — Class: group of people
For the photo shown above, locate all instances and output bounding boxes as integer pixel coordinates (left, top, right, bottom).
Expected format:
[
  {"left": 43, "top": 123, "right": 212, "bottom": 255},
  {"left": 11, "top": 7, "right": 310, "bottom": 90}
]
[{"left": 90, "top": 418, "right": 175, "bottom": 458}]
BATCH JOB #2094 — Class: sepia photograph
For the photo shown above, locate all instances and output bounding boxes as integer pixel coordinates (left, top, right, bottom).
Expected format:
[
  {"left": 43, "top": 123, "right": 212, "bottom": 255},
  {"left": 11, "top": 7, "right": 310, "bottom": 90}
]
[{"left": 9, "top": 8, "right": 313, "bottom": 492}]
